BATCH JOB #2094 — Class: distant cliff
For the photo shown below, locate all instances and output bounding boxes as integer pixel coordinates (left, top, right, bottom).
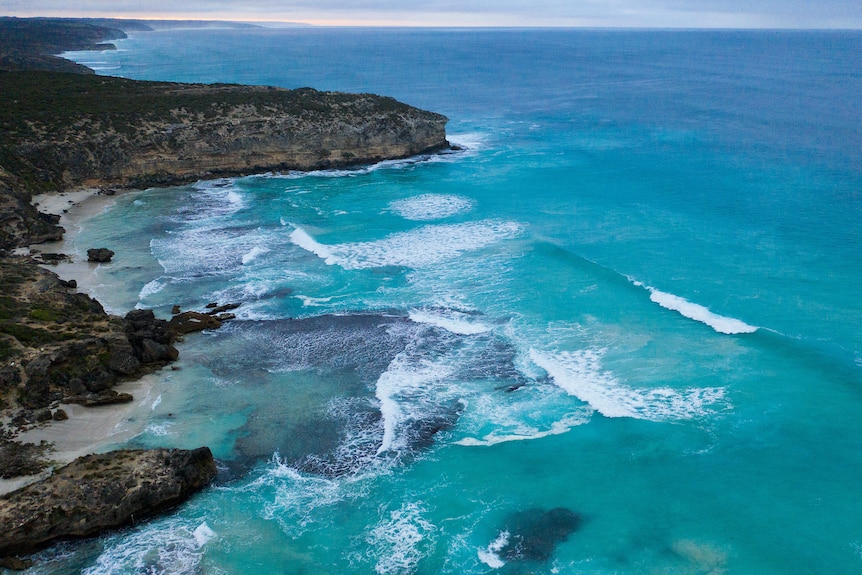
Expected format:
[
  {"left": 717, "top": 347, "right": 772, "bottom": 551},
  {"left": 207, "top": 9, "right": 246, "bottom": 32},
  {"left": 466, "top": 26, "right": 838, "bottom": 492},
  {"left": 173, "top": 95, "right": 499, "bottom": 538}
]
[
  {"left": 0, "top": 17, "right": 127, "bottom": 74},
  {"left": 0, "top": 71, "right": 449, "bottom": 250}
]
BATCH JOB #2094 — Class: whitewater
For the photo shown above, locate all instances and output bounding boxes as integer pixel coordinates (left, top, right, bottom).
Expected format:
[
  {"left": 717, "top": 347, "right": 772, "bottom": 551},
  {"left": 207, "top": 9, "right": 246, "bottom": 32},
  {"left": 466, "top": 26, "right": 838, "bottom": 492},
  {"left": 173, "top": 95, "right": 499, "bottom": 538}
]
[{"left": 37, "top": 28, "right": 862, "bottom": 574}]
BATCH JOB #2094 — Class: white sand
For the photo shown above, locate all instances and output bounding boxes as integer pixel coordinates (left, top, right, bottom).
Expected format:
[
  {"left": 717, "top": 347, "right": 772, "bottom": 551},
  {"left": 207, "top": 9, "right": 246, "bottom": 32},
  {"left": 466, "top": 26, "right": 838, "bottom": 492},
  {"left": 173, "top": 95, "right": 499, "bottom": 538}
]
[
  {"left": 0, "top": 375, "right": 163, "bottom": 495},
  {"left": 28, "top": 188, "right": 141, "bottom": 300}
]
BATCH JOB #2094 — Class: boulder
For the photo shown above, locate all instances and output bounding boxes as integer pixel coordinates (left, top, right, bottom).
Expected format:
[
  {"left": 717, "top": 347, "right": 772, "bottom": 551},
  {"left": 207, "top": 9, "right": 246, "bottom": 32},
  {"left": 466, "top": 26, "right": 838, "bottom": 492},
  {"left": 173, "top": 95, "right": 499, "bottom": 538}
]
[
  {"left": 124, "top": 309, "right": 177, "bottom": 365},
  {"left": 86, "top": 248, "right": 114, "bottom": 263},
  {"left": 0, "top": 447, "right": 217, "bottom": 557},
  {"left": 167, "top": 311, "right": 222, "bottom": 335}
]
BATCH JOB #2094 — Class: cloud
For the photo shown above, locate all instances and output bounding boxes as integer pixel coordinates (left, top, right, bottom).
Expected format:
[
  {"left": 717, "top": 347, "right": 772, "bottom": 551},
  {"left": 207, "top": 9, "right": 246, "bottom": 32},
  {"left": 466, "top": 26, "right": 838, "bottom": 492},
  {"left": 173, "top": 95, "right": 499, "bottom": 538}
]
[{"left": 3, "top": 0, "right": 861, "bottom": 27}]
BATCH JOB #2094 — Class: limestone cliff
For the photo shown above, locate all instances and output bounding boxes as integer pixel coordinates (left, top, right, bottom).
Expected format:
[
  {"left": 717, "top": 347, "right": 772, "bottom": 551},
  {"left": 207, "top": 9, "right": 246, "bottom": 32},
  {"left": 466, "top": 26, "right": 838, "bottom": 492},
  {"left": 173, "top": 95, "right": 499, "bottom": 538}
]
[
  {"left": 1, "top": 72, "right": 448, "bottom": 188},
  {"left": 0, "top": 447, "right": 217, "bottom": 557},
  {"left": 0, "top": 71, "right": 448, "bottom": 249}
]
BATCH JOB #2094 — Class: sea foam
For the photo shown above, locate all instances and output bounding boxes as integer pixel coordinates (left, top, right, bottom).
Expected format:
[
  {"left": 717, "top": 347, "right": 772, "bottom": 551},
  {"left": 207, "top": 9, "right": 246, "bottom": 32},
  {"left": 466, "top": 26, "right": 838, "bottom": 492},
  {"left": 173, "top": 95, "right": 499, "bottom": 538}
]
[
  {"left": 290, "top": 220, "right": 523, "bottom": 270},
  {"left": 375, "top": 354, "right": 454, "bottom": 454},
  {"left": 531, "top": 348, "right": 727, "bottom": 421},
  {"left": 82, "top": 516, "right": 212, "bottom": 575},
  {"left": 408, "top": 308, "right": 492, "bottom": 335},
  {"left": 367, "top": 502, "right": 436, "bottom": 575},
  {"left": 478, "top": 530, "right": 510, "bottom": 569},
  {"left": 388, "top": 194, "right": 475, "bottom": 221}
]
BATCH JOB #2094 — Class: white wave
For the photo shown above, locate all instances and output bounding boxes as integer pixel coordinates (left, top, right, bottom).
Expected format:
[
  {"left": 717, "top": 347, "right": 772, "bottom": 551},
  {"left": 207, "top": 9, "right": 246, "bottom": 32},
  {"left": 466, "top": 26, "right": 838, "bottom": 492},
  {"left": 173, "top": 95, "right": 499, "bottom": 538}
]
[
  {"left": 226, "top": 190, "right": 242, "bottom": 205},
  {"left": 388, "top": 194, "right": 475, "bottom": 221},
  {"left": 531, "top": 348, "right": 727, "bottom": 421},
  {"left": 453, "top": 382, "right": 593, "bottom": 447},
  {"left": 630, "top": 280, "right": 757, "bottom": 334},
  {"left": 241, "top": 245, "right": 270, "bottom": 265},
  {"left": 375, "top": 355, "right": 454, "bottom": 454},
  {"left": 193, "top": 522, "right": 216, "bottom": 547},
  {"left": 408, "top": 308, "right": 492, "bottom": 335},
  {"left": 295, "top": 295, "right": 334, "bottom": 307},
  {"left": 151, "top": 394, "right": 162, "bottom": 411},
  {"left": 290, "top": 220, "right": 523, "bottom": 270},
  {"left": 455, "top": 413, "right": 589, "bottom": 447},
  {"left": 447, "top": 132, "right": 487, "bottom": 150},
  {"left": 367, "top": 502, "right": 436, "bottom": 575},
  {"left": 478, "top": 530, "right": 510, "bottom": 569},
  {"left": 289, "top": 225, "right": 336, "bottom": 261},
  {"left": 138, "top": 278, "right": 165, "bottom": 300},
  {"left": 82, "top": 516, "right": 210, "bottom": 575}
]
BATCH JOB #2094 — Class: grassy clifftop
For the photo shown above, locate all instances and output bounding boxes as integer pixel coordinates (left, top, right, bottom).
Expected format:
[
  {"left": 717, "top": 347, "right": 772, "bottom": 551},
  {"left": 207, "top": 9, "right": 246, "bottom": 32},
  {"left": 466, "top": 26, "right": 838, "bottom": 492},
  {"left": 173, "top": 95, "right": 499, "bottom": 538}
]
[
  {"left": 0, "top": 33, "right": 448, "bottom": 250},
  {"left": 0, "top": 71, "right": 447, "bottom": 196}
]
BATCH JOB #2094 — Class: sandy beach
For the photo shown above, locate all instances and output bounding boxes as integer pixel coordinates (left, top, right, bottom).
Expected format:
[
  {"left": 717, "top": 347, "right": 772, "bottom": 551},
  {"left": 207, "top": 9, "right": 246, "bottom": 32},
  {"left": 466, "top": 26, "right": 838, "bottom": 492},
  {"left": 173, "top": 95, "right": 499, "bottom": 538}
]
[
  {"left": 25, "top": 188, "right": 141, "bottom": 306},
  {"left": 1, "top": 187, "right": 161, "bottom": 496}
]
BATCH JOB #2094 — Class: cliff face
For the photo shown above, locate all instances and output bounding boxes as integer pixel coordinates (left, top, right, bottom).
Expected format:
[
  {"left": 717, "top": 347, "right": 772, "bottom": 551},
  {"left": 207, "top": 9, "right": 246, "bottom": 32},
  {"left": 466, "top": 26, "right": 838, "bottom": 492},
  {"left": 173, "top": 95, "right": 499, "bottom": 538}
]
[
  {"left": 1, "top": 72, "right": 449, "bottom": 190},
  {"left": 0, "top": 447, "right": 217, "bottom": 557},
  {"left": 0, "top": 72, "right": 448, "bottom": 250}
]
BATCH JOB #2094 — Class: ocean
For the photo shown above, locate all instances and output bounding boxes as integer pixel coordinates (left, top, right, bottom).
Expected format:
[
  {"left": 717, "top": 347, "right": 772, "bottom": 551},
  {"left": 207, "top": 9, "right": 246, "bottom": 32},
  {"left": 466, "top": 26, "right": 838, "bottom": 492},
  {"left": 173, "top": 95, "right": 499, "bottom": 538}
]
[{"left": 32, "top": 28, "right": 862, "bottom": 574}]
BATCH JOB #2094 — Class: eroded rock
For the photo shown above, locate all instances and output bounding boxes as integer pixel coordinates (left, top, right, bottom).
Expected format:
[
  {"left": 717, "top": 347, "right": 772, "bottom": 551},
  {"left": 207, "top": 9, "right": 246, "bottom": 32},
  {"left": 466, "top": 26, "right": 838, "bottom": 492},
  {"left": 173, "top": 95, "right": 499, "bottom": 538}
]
[
  {"left": 168, "top": 311, "right": 222, "bottom": 335},
  {"left": 86, "top": 247, "right": 114, "bottom": 263},
  {"left": 0, "top": 447, "right": 217, "bottom": 557}
]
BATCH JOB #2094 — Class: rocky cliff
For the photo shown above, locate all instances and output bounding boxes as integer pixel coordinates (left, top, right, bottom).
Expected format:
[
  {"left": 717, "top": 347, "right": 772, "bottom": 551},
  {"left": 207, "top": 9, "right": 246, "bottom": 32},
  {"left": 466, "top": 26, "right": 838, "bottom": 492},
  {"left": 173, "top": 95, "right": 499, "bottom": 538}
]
[
  {"left": 0, "top": 71, "right": 448, "bottom": 250},
  {"left": 0, "top": 260, "right": 179, "bottom": 436},
  {"left": 0, "top": 447, "right": 217, "bottom": 558}
]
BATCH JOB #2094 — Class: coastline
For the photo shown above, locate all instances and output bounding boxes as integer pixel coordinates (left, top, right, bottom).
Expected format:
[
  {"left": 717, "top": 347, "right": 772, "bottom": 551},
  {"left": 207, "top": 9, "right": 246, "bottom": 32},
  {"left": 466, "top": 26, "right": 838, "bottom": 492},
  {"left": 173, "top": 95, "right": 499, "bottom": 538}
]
[
  {"left": 0, "top": 187, "right": 159, "bottom": 497},
  {"left": 0, "top": 373, "right": 162, "bottom": 496},
  {"left": 27, "top": 187, "right": 139, "bottom": 312}
]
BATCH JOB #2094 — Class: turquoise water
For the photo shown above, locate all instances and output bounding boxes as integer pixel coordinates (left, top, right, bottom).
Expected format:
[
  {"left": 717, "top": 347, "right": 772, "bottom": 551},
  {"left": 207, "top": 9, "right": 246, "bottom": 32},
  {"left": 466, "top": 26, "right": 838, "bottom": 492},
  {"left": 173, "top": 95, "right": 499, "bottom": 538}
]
[{"left": 30, "top": 29, "right": 862, "bottom": 574}]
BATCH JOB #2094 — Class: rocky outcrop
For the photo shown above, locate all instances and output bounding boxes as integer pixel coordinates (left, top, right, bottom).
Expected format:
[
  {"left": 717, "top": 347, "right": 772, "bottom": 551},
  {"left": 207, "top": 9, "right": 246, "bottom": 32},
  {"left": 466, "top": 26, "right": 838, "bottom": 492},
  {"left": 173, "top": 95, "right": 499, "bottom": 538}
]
[
  {"left": 0, "top": 72, "right": 448, "bottom": 226},
  {"left": 0, "top": 447, "right": 217, "bottom": 557},
  {"left": 86, "top": 247, "right": 114, "bottom": 263},
  {"left": 168, "top": 311, "right": 224, "bottom": 336},
  {"left": 0, "top": 260, "right": 176, "bottom": 419}
]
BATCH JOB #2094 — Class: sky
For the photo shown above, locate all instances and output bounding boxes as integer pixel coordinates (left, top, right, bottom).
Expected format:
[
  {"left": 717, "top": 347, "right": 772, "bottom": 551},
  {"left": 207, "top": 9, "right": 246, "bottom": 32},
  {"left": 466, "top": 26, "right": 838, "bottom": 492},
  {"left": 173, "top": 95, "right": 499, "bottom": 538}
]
[{"left": 3, "top": 0, "right": 862, "bottom": 28}]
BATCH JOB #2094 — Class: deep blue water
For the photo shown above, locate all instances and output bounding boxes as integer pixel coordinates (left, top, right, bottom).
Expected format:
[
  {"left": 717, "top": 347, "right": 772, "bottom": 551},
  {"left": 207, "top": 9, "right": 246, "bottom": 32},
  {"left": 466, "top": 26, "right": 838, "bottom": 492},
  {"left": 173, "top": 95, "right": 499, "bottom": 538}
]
[{"left": 33, "top": 28, "right": 862, "bottom": 574}]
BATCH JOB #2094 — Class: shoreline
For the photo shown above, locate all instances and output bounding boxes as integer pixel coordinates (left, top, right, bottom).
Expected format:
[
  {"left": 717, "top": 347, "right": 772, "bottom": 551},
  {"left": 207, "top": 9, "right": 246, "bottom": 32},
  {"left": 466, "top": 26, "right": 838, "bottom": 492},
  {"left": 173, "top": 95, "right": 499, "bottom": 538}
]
[
  {"left": 0, "top": 187, "right": 161, "bottom": 497},
  {"left": 26, "top": 188, "right": 136, "bottom": 310}
]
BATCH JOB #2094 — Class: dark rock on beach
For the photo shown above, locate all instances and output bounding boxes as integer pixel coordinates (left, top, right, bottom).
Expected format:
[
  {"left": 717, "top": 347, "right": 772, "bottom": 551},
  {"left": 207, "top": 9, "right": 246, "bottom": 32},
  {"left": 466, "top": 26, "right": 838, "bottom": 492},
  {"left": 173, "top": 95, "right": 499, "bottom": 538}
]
[
  {"left": 86, "top": 247, "right": 114, "bottom": 263},
  {"left": 0, "top": 447, "right": 217, "bottom": 557},
  {"left": 124, "top": 309, "right": 179, "bottom": 364}
]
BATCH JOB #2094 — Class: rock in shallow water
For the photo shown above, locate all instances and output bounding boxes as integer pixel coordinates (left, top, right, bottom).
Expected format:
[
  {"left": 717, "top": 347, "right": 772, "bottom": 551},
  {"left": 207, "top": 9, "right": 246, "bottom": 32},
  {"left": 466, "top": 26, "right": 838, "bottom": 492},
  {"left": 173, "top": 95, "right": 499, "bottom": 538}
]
[
  {"left": 86, "top": 247, "right": 114, "bottom": 263},
  {"left": 0, "top": 447, "right": 217, "bottom": 557},
  {"left": 500, "top": 507, "right": 583, "bottom": 562}
]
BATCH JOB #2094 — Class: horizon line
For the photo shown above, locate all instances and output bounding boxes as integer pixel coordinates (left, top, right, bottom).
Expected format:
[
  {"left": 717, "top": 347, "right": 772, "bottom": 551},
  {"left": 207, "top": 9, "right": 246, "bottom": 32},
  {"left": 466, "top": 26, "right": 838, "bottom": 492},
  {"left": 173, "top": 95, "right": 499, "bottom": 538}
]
[{"left": 2, "top": 14, "right": 862, "bottom": 30}]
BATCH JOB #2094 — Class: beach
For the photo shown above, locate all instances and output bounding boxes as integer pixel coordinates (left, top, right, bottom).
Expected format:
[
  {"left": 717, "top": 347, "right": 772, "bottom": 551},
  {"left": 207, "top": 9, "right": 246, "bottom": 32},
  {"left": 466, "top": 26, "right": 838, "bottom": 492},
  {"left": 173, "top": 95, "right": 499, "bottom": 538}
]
[{"left": 1, "top": 187, "right": 164, "bottom": 497}]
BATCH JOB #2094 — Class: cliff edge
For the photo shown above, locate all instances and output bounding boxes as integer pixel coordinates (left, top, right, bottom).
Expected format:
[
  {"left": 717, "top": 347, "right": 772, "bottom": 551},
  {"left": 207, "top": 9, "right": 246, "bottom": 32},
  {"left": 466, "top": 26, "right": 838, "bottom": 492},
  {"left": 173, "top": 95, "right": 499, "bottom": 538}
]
[{"left": 0, "top": 72, "right": 449, "bottom": 250}]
